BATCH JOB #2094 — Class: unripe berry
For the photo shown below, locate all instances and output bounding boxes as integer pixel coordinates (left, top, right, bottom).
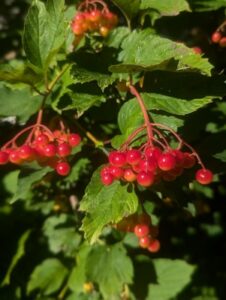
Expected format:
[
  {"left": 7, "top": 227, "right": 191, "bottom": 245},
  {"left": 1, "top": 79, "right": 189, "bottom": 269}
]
[
  {"left": 158, "top": 153, "right": 176, "bottom": 171},
  {"left": 126, "top": 149, "right": 141, "bottom": 165},
  {"left": 0, "top": 151, "right": 9, "bottom": 164},
  {"left": 123, "top": 168, "right": 137, "bottom": 182},
  {"left": 99, "top": 26, "right": 110, "bottom": 37},
  {"left": 137, "top": 171, "right": 154, "bottom": 187},
  {"left": 109, "top": 151, "right": 126, "bottom": 167},
  {"left": 196, "top": 169, "right": 213, "bottom": 185},
  {"left": 56, "top": 161, "right": 71, "bottom": 176},
  {"left": 89, "top": 10, "right": 102, "bottom": 22},
  {"left": 134, "top": 224, "right": 150, "bottom": 238}
]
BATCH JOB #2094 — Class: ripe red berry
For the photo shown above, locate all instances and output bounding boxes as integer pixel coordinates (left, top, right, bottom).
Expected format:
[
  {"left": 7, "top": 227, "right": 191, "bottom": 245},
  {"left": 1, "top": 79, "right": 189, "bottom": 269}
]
[
  {"left": 101, "top": 173, "right": 114, "bottom": 186},
  {"left": 0, "top": 150, "right": 9, "bottom": 164},
  {"left": 134, "top": 224, "right": 150, "bottom": 238},
  {"left": 183, "top": 153, "right": 196, "bottom": 168},
  {"left": 171, "top": 150, "right": 184, "bottom": 166},
  {"left": 219, "top": 37, "right": 226, "bottom": 48},
  {"left": 158, "top": 153, "right": 176, "bottom": 171},
  {"left": 145, "top": 147, "right": 162, "bottom": 160},
  {"left": 139, "top": 236, "right": 152, "bottom": 248},
  {"left": 18, "top": 145, "right": 35, "bottom": 160},
  {"left": 9, "top": 150, "right": 22, "bottom": 164},
  {"left": 43, "top": 143, "right": 57, "bottom": 157},
  {"left": 148, "top": 239, "right": 160, "bottom": 253},
  {"left": 109, "top": 151, "right": 126, "bottom": 167},
  {"left": 193, "top": 47, "right": 202, "bottom": 54},
  {"left": 195, "top": 169, "right": 213, "bottom": 185},
  {"left": 139, "top": 158, "right": 157, "bottom": 172},
  {"left": 56, "top": 161, "right": 71, "bottom": 176},
  {"left": 89, "top": 10, "right": 102, "bottom": 22},
  {"left": 137, "top": 171, "right": 154, "bottom": 187},
  {"left": 57, "top": 142, "right": 71, "bottom": 157},
  {"left": 126, "top": 149, "right": 141, "bottom": 165},
  {"left": 68, "top": 133, "right": 81, "bottom": 147},
  {"left": 110, "top": 166, "right": 124, "bottom": 179},
  {"left": 211, "top": 31, "right": 222, "bottom": 43},
  {"left": 123, "top": 168, "right": 137, "bottom": 182},
  {"left": 36, "top": 134, "right": 49, "bottom": 146},
  {"left": 100, "top": 165, "right": 111, "bottom": 177}
]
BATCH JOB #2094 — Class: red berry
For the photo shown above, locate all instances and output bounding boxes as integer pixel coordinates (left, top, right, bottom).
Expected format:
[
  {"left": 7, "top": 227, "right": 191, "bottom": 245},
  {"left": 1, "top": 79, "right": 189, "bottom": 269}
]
[
  {"left": 68, "top": 133, "right": 81, "bottom": 147},
  {"left": 171, "top": 150, "right": 184, "bottom": 166},
  {"left": 134, "top": 224, "right": 150, "bottom": 238},
  {"left": 18, "top": 145, "right": 35, "bottom": 160},
  {"left": 148, "top": 239, "right": 160, "bottom": 253},
  {"left": 100, "top": 165, "right": 111, "bottom": 177},
  {"left": 211, "top": 31, "right": 221, "bottom": 43},
  {"left": 72, "top": 23, "right": 84, "bottom": 35},
  {"left": 109, "top": 151, "right": 126, "bottom": 167},
  {"left": 196, "top": 169, "right": 213, "bottom": 185},
  {"left": 183, "top": 153, "right": 196, "bottom": 168},
  {"left": 145, "top": 147, "right": 162, "bottom": 160},
  {"left": 219, "top": 37, "right": 226, "bottom": 48},
  {"left": 123, "top": 168, "right": 137, "bottom": 182},
  {"left": 158, "top": 153, "right": 176, "bottom": 171},
  {"left": 101, "top": 173, "right": 114, "bottom": 186},
  {"left": 139, "top": 236, "right": 152, "bottom": 248},
  {"left": 193, "top": 47, "right": 202, "bottom": 54},
  {"left": 89, "top": 10, "right": 102, "bottom": 22},
  {"left": 137, "top": 171, "right": 154, "bottom": 187},
  {"left": 132, "top": 163, "right": 142, "bottom": 173},
  {"left": 126, "top": 149, "right": 141, "bottom": 165},
  {"left": 36, "top": 134, "right": 49, "bottom": 146},
  {"left": 139, "top": 158, "right": 157, "bottom": 172},
  {"left": 56, "top": 161, "right": 71, "bottom": 176},
  {"left": 9, "top": 150, "right": 22, "bottom": 164},
  {"left": 43, "top": 143, "right": 57, "bottom": 157},
  {"left": 0, "top": 150, "right": 9, "bottom": 164},
  {"left": 57, "top": 142, "right": 71, "bottom": 157},
  {"left": 110, "top": 166, "right": 124, "bottom": 179}
]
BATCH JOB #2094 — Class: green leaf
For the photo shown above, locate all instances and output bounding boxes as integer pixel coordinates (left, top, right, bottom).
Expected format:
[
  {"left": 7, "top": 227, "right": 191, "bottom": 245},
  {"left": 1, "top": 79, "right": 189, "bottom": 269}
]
[
  {"left": 111, "top": 0, "right": 140, "bottom": 20},
  {"left": 140, "top": 0, "right": 191, "bottom": 16},
  {"left": 80, "top": 168, "right": 138, "bottom": 244},
  {"left": 86, "top": 244, "right": 133, "bottom": 298},
  {"left": 70, "top": 65, "right": 115, "bottom": 91},
  {"left": 11, "top": 166, "right": 52, "bottom": 203},
  {"left": 27, "top": 258, "right": 68, "bottom": 295},
  {"left": 146, "top": 259, "right": 195, "bottom": 300},
  {"left": 68, "top": 245, "right": 92, "bottom": 294},
  {"left": 189, "top": 0, "right": 226, "bottom": 11},
  {"left": 106, "top": 27, "right": 130, "bottom": 48},
  {"left": 110, "top": 29, "right": 213, "bottom": 75},
  {"left": 23, "top": 0, "right": 65, "bottom": 69},
  {"left": 214, "top": 150, "right": 226, "bottom": 162},
  {"left": 0, "top": 84, "right": 42, "bottom": 123},
  {"left": 1, "top": 230, "right": 32, "bottom": 286},
  {"left": 43, "top": 214, "right": 81, "bottom": 256}
]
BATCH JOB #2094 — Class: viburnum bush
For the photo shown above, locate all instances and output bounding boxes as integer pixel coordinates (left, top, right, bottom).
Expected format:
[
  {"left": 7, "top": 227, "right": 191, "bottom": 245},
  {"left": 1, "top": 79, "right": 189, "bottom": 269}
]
[{"left": 0, "top": 0, "right": 226, "bottom": 299}]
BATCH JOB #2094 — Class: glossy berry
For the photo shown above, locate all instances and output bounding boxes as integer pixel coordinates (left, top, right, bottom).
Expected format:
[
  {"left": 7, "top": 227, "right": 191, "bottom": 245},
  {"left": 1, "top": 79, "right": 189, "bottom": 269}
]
[
  {"left": 56, "top": 161, "right": 71, "bottom": 176},
  {"left": 139, "top": 158, "right": 157, "bottom": 172},
  {"left": 134, "top": 224, "right": 150, "bottom": 238},
  {"left": 68, "top": 133, "right": 81, "bottom": 147},
  {"left": 57, "top": 142, "right": 71, "bottom": 157},
  {"left": 145, "top": 147, "right": 162, "bottom": 160},
  {"left": 171, "top": 150, "right": 184, "bottom": 166},
  {"left": 100, "top": 165, "right": 111, "bottom": 177},
  {"left": 99, "top": 26, "right": 110, "bottom": 37},
  {"left": 139, "top": 236, "right": 152, "bottom": 248},
  {"left": 101, "top": 173, "right": 114, "bottom": 186},
  {"left": 110, "top": 166, "right": 124, "bottom": 179},
  {"left": 43, "top": 143, "right": 57, "bottom": 157},
  {"left": 0, "top": 150, "right": 9, "bottom": 164},
  {"left": 36, "top": 134, "right": 49, "bottom": 146},
  {"left": 9, "top": 150, "right": 22, "bottom": 164},
  {"left": 148, "top": 239, "right": 160, "bottom": 253},
  {"left": 137, "top": 171, "right": 154, "bottom": 187},
  {"left": 158, "top": 153, "right": 176, "bottom": 171},
  {"left": 126, "top": 149, "right": 141, "bottom": 165},
  {"left": 211, "top": 31, "right": 221, "bottom": 43},
  {"left": 123, "top": 168, "right": 137, "bottom": 182},
  {"left": 19, "top": 145, "right": 35, "bottom": 160},
  {"left": 196, "top": 169, "right": 213, "bottom": 185},
  {"left": 109, "top": 151, "right": 126, "bottom": 167}
]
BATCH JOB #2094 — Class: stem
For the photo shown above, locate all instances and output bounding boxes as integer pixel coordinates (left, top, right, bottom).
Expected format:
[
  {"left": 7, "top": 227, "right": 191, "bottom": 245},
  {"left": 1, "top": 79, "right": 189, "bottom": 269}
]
[
  {"left": 182, "top": 141, "right": 205, "bottom": 169},
  {"left": 129, "top": 85, "right": 153, "bottom": 146},
  {"left": 151, "top": 123, "right": 183, "bottom": 145}
]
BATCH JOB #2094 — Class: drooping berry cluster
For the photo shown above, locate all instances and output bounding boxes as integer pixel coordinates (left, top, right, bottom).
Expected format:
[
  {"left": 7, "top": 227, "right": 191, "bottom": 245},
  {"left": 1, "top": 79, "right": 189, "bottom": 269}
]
[
  {"left": 101, "top": 146, "right": 213, "bottom": 187},
  {"left": 0, "top": 127, "right": 81, "bottom": 176},
  {"left": 71, "top": 4, "right": 118, "bottom": 37},
  {"left": 115, "top": 213, "right": 160, "bottom": 253},
  {"left": 211, "top": 30, "right": 226, "bottom": 47}
]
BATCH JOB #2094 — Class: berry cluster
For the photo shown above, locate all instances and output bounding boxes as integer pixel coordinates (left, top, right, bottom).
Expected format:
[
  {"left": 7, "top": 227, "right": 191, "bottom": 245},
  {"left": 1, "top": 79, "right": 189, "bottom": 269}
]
[
  {"left": 100, "top": 146, "right": 213, "bottom": 187},
  {"left": 71, "top": 8, "right": 118, "bottom": 37},
  {"left": 211, "top": 31, "right": 226, "bottom": 47},
  {"left": 115, "top": 213, "right": 160, "bottom": 253},
  {"left": 0, "top": 127, "right": 81, "bottom": 176}
]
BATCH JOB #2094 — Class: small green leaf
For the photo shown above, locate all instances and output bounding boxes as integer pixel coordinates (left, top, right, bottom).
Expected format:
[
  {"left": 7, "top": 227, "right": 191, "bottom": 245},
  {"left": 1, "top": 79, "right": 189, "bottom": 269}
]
[
  {"left": 147, "top": 259, "right": 195, "bottom": 300},
  {"left": 1, "top": 230, "right": 32, "bottom": 286},
  {"left": 189, "top": 0, "right": 226, "bottom": 11},
  {"left": 111, "top": 0, "right": 140, "bottom": 20},
  {"left": 214, "top": 150, "right": 226, "bottom": 162},
  {"left": 11, "top": 166, "right": 52, "bottom": 203},
  {"left": 140, "top": 0, "right": 191, "bottom": 16},
  {"left": 27, "top": 258, "right": 68, "bottom": 295},
  {"left": 0, "top": 84, "right": 42, "bottom": 123},
  {"left": 86, "top": 244, "right": 133, "bottom": 298},
  {"left": 80, "top": 168, "right": 138, "bottom": 244}
]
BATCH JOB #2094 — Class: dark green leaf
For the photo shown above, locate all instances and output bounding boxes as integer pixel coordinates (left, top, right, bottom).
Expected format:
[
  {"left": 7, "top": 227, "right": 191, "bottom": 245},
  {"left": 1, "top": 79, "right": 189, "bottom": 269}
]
[{"left": 140, "top": 0, "right": 191, "bottom": 16}]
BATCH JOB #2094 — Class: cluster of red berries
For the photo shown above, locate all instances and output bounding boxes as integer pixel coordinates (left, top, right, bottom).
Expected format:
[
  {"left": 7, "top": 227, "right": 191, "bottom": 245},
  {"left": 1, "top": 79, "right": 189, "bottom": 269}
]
[
  {"left": 100, "top": 147, "right": 213, "bottom": 187},
  {"left": 0, "top": 130, "right": 81, "bottom": 176},
  {"left": 211, "top": 31, "right": 226, "bottom": 47},
  {"left": 115, "top": 213, "right": 160, "bottom": 253},
  {"left": 71, "top": 9, "right": 118, "bottom": 37}
]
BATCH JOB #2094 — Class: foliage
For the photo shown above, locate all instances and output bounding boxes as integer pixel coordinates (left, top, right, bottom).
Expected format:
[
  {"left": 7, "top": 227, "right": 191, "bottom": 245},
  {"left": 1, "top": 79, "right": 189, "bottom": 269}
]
[{"left": 0, "top": 0, "right": 226, "bottom": 300}]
